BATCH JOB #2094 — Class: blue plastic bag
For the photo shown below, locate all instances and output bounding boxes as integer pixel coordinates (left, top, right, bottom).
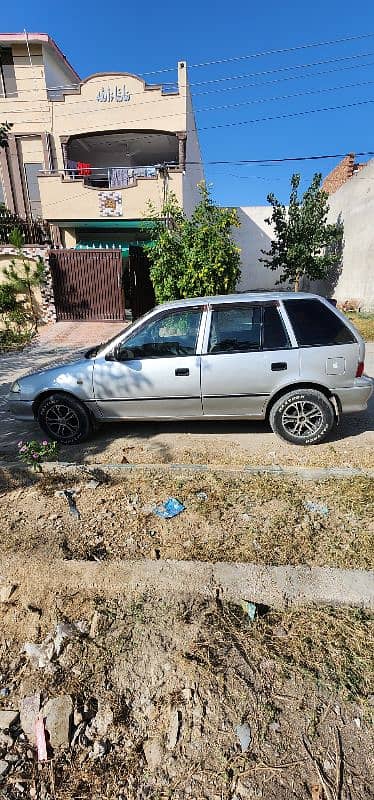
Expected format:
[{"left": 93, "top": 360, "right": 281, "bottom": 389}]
[{"left": 153, "top": 497, "right": 185, "bottom": 519}]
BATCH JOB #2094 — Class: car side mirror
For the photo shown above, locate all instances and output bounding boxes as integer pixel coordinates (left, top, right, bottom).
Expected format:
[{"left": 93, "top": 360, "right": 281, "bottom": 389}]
[
  {"left": 105, "top": 344, "right": 121, "bottom": 361},
  {"left": 106, "top": 344, "right": 134, "bottom": 362}
]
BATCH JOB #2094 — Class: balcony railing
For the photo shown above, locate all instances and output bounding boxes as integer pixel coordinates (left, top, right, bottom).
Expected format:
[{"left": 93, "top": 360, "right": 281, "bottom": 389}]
[
  {"left": 0, "top": 216, "right": 51, "bottom": 246},
  {"left": 42, "top": 162, "right": 177, "bottom": 190}
]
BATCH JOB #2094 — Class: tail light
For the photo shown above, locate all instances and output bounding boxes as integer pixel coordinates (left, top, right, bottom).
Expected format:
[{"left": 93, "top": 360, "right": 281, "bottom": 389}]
[{"left": 356, "top": 361, "right": 364, "bottom": 378}]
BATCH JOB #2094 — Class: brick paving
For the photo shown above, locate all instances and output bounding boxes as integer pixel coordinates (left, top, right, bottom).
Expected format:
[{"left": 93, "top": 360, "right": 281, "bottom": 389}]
[
  {"left": 35, "top": 320, "right": 129, "bottom": 349},
  {"left": 0, "top": 320, "right": 129, "bottom": 456}
]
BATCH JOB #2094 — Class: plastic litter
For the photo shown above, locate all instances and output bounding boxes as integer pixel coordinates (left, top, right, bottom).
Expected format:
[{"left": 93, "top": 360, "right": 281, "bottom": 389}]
[
  {"left": 153, "top": 498, "right": 185, "bottom": 519},
  {"left": 240, "top": 600, "right": 257, "bottom": 622},
  {"left": 35, "top": 715, "right": 48, "bottom": 762},
  {"left": 24, "top": 621, "right": 85, "bottom": 669},
  {"left": 54, "top": 622, "right": 82, "bottom": 657},
  {"left": 196, "top": 491, "right": 208, "bottom": 501},
  {"left": 63, "top": 490, "right": 81, "bottom": 519},
  {"left": 304, "top": 501, "right": 329, "bottom": 516},
  {"left": 235, "top": 722, "right": 251, "bottom": 752},
  {"left": 24, "top": 641, "right": 55, "bottom": 672}
]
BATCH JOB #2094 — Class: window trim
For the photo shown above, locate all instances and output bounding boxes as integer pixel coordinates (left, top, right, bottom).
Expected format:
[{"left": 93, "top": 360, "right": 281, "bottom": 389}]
[
  {"left": 203, "top": 301, "right": 291, "bottom": 356},
  {"left": 115, "top": 305, "right": 206, "bottom": 360}
]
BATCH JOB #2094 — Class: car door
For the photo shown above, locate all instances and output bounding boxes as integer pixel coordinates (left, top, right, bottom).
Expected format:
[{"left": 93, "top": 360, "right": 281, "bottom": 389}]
[
  {"left": 201, "top": 302, "right": 300, "bottom": 417},
  {"left": 93, "top": 305, "right": 205, "bottom": 419}
]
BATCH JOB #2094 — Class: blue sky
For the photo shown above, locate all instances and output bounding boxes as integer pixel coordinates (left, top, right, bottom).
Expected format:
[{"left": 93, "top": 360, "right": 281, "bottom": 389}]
[{"left": 3, "top": 0, "right": 374, "bottom": 207}]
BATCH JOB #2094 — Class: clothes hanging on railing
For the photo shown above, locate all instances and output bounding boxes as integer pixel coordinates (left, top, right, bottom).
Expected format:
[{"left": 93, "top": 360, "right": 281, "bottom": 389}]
[
  {"left": 128, "top": 167, "right": 157, "bottom": 180},
  {"left": 77, "top": 162, "right": 92, "bottom": 176},
  {"left": 66, "top": 159, "right": 78, "bottom": 178},
  {"left": 109, "top": 168, "right": 129, "bottom": 188}
]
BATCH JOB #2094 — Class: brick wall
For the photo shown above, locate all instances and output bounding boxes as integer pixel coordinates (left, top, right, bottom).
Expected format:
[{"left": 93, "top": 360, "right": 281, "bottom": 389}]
[{"left": 323, "top": 153, "right": 365, "bottom": 195}]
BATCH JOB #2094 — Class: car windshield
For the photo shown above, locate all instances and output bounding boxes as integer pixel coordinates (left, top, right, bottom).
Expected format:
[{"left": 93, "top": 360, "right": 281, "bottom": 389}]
[{"left": 84, "top": 310, "right": 155, "bottom": 358}]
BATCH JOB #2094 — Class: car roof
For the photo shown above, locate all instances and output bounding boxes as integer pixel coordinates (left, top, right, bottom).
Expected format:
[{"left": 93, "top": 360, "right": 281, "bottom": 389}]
[{"left": 155, "top": 292, "right": 325, "bottom": 311}]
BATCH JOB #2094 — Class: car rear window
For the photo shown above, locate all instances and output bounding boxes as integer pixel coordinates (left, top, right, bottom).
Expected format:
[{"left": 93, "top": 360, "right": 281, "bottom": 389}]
[{"left": 283, "top": 299, "right": 356, "bottom": 346}]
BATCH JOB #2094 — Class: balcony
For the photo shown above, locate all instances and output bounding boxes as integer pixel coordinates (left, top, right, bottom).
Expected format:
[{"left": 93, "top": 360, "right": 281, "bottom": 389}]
[
  {"left": 38, "top": 166, "right": 183, "bottom": 222},
  {"left": 39, "top": 129, "right": 184, "bottom": 221}
]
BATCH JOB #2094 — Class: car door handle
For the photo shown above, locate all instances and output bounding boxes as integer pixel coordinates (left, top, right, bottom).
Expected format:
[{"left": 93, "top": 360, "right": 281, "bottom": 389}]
[
  {"left": 271, "top": 362, "right": 287, "bottom": 371},
  {"left": 175, "top": 368, "right": 189, "bottom": 376}
]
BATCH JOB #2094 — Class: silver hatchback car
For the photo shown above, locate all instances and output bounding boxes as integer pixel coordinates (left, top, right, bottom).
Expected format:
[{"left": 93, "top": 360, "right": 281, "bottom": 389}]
[{"left": 9, "top": 292, "right": 373, "bottom": 446}]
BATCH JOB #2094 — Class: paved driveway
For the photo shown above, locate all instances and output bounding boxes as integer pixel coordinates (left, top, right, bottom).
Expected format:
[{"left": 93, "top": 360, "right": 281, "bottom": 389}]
[{"left": 0, "top": 337, "right": 373, "bottom": 467}]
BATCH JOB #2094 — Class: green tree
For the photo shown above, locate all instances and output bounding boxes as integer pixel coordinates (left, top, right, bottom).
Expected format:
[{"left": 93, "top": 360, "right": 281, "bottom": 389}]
[
  {"left": 260, "top": 173, "right": 343, "bottom": 291},
  {"left": 3, "top": 228, "right": 44, "bottom": 330},
  {"left": 0, "top": 121, "right": 12, "bottom": 149},
  {"left": 147, "top": 183, "right": 241, "bottom": 303}
]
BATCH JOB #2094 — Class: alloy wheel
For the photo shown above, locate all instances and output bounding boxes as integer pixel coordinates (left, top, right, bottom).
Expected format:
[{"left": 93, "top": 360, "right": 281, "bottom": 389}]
[
  {"left": 281, "top": 400, "right": 324, "bottom": 439},
  {"left": 45, "top": 403, "right": 81, "bottom": 440}
]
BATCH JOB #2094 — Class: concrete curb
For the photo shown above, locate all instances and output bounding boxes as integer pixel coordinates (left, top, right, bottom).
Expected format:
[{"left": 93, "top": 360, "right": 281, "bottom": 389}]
[
  {"left": 1, "top": 460, "right": 373, "bottom": 481},
  {"left": 2, "top": 556, "right": 374, "bottom": 609}
]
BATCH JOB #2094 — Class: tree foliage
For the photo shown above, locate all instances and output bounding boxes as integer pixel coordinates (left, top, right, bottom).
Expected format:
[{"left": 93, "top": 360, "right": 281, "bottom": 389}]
[
  {"left": 147, "top": 183, "right": 241, "bottom": 303},
  {"left": 260, "top": 173, "right": 343, "bottom": 291},
  {"left": 3, "top": 228, "right": 45, "bottom": 330}
]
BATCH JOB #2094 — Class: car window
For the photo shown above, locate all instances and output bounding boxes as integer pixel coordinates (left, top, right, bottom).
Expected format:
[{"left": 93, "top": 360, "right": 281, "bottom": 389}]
[
  {"left": 283, "top": 299, "right": 356, "bottom": 346},
  {"left": 208, "top": 306, "right": 262, "bottom": 354},
  {"left": 263, "top": 305, "right": 290, "bottom": 350},
  {"left": 117, "top": 308, "right": 202, "bottom": 359}
]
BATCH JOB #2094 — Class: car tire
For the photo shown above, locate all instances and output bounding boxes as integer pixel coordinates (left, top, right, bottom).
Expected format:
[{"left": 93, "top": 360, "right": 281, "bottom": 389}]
[
  {"left": 269, "top": 389, "right": 335, "bottom": 446},
  {"left": 36, "top": 392, "right": 92, "bottom": 444}
]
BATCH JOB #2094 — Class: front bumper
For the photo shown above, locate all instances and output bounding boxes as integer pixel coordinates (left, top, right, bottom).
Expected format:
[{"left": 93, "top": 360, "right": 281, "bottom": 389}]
[
  {"left": 334, "top": 376, "right": 373, "bottom": 413},
  {"left": 8, "top": 398, "right": 35, "bottom": 421}
]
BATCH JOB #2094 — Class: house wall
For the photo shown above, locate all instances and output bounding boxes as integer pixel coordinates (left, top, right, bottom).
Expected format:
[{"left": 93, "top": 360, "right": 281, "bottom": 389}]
[
  {"left": 1, "top": 42, "right": 203, "bottom": 225},
  {"left": 43, "top": 48, "right": 78, "bottom": 93},
  {"left": 324, "top": 158, "right": 374, "bottom": 310},
  {"left": 183, "top": 79, "right": 205, "bottom": 217},
  {"left": 233, "top": 207, "right": 284, "bottom": 292}
]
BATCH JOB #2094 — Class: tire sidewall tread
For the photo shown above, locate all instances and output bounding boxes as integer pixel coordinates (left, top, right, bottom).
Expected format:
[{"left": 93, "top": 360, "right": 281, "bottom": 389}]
[
  {"left": 269, "top": 389, "right": 335, "bottom": 446},
  {"left": 37, "top": 393, "right": 92, "bottom": 444}
]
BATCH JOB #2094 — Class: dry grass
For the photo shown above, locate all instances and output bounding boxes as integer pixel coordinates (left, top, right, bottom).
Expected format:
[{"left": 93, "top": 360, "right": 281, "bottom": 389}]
[
  {"left": 346, "top": 312, "right": 374, "bottom": 341},
  {"left": 185, "top": 599, "right": 374, "bottom": 702},
  {"left": 1, "top": 470, "right": 373, "bottom": 570}
]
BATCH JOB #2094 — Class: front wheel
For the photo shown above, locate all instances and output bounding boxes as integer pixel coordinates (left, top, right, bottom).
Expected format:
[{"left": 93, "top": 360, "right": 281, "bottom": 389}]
[
  {"left": 269, "top": 389, "right": 335, "bottom": 445},
  {"left": 36, "top": 393, "right": 92, "bottom": 444}
]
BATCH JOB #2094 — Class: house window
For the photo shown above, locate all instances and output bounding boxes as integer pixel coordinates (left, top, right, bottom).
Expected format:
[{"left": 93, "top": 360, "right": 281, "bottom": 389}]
[
  {"left": 0, "top": 48, "right": 17, "bottom": 98},
  {"left": 24, "top": 163, "right": 43, "bottom": 218}
]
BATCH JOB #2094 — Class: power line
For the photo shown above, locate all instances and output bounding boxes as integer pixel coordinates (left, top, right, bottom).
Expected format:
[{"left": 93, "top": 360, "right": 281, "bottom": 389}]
[
  {"left": 9, "top": 77, "right": 374, "bottom": 125},
  {"left": 189, "top": 50, "right": 374, "bottom": 88},
  {"left": 199, "top": 98, "right": 374, "bottom": 131},
  {"left": 195, "top": 79, "right": 374, "bottom": 114},
  {"left": 193, "top": 59, "right": 374, "bottom": 97},
  {"left": 141, "top": 31, "right": 374, "bottom": 74},
  {"left": 186, "top": 150, "right": 374, "bottom": 165},
  {"left": 5, "top": 48, "right": 374, "bottom": 101}
]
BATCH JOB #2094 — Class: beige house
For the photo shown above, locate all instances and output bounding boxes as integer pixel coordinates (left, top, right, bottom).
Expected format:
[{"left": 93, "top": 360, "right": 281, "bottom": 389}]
[{"left": 0, "top": 33, "right": 204, "bottom": 319}]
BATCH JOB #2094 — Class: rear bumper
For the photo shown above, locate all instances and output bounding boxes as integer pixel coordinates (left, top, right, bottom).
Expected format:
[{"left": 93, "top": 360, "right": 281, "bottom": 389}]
[
  {"left": 8, "top": 398, "right": 35, "bottom": 421},
  {"left": 335, "top": 377, "right": 373, "bottom": 413}
]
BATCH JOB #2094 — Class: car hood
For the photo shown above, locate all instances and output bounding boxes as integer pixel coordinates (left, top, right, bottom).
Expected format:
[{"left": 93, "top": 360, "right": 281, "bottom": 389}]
[{"left": 14, "top": 357, "right": 94, "bottom": 401}]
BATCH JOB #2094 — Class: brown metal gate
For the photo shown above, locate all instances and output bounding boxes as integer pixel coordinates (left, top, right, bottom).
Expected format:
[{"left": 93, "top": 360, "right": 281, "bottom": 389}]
[{"left": 49, "top": 249, "right": 125, "bottom": 321}]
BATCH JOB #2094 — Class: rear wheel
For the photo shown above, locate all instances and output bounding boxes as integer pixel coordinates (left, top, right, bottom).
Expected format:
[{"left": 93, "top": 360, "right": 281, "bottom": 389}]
[
  {"left": 269, "top": 389, "right": 335, "bottom": 445},
  {"left": 36, "top": 393, "right": 92, "bottom": 444}
]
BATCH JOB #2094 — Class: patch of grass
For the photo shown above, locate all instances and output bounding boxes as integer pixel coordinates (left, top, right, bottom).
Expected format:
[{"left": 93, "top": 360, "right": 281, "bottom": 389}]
[
  {"left": 346, "top": 312, "right": 374, "bottom": 341},
  {"left": 199, "top": 602, "right": 374, "bottom": 702}
]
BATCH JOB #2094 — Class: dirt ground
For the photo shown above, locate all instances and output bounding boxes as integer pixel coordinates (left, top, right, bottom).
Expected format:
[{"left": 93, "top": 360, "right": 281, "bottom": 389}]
[
  {"left": 0, "top": 585, "right": 373, "bottom": 800},
  {"left": 0, "top": 468, "right": 373, "bottom": 570}
]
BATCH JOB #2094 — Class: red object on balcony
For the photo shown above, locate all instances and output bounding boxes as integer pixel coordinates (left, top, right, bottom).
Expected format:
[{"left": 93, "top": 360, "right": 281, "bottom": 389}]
[{"left": 77, "top": 162, "right": 92, "bottom": 176}]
